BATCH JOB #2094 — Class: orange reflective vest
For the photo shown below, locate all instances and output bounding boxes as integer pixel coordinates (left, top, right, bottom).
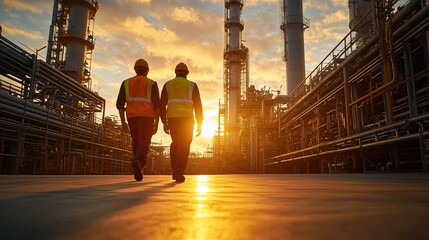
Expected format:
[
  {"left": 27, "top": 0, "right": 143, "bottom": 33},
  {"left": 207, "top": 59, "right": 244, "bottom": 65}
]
[
  {"left": 124, "top": 75, "right": 155, "bottom": 118},
  {"left": 166, "top": 77, "right": 195, "bottom": 118}
]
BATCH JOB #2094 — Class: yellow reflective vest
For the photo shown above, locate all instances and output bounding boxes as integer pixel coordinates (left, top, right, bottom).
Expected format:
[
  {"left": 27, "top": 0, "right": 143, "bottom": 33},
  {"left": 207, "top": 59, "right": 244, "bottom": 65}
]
[
  {"left": 124, "top": 75, "right": 155, "bottom": 118},
  {"left": 166, "top": 77, "right": 195, "bottom": 118}
]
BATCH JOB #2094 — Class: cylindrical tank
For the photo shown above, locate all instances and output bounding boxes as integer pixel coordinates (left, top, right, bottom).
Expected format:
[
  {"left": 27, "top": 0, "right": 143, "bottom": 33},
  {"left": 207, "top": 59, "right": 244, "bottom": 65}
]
[
  {"left": 227, "top": 0, "right": 242, "bottom": 50},
  {"left": 348, "top": 0, "right": 372, "bottom": 31},
  {"left": 62, "top": 0, "right": 97, "bottom": 83},
  {"left": 285, "top": 0, "right": 305, "bottom": 95}
]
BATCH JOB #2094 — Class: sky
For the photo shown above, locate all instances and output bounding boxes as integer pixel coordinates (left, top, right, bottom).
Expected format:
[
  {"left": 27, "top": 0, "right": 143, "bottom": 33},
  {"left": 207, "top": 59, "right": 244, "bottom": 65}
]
[{"left": 0, "top": 0, "right": 351, "bottom": 153}]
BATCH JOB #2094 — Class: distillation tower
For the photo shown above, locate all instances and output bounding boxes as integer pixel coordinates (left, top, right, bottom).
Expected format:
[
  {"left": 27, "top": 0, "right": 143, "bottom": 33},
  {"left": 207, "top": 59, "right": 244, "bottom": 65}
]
[
  {"left": 280, "top": 0, "right": 308, "bottom": 94},
  {"left": 46, "top": 0, "right": 98, "bottom": 88},
  {"left": 223, "top": 0, "right": 249, "bottom": 150}
]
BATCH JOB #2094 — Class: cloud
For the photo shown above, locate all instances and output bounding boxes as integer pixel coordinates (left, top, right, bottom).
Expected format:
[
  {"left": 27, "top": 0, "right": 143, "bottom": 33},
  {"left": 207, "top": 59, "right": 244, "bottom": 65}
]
[
  {"left": 331, "top": 0, "right": 348, "bottom": 8},
  {"left": 200, "top": 0, "right": 277, "bottom": 5},
  {"left": 1, "top": 23, "right": 44, "bottom": 41},
  {"left": 199, "top": 0, "right": 222, "bottom": 4},
  {"left": 122, "top": 16, "right": 179, "bottom": 42},
  {"left": 171, "top": 7, "right": 203, "bottom": 25},
  {"left": 245, "top": 0, "right": 277, "bottom": 6},
  {"left": 132, "top": 0, "right": 151, "bottom": 4},
  {"left": 3, "top": 0, "right": 42, "bottom": 13},
  {"left": 304, "top": 0, "right": 330, "bottom": 12},
  {"left": 321, "top": 10, "right": 349, "bottom": 25}
]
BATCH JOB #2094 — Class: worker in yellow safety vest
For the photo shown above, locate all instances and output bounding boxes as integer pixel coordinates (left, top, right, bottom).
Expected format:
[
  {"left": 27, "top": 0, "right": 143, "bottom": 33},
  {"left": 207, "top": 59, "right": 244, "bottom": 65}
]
[
  {"left": 160, "top": 62, "right": 203, "bottom": 182},
  {"left": 116, "top": 58, "right": 160, "bottom": 182}
]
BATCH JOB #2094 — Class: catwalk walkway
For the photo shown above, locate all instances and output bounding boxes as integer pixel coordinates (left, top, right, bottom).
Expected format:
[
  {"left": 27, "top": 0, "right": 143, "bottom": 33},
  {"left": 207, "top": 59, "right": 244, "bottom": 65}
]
[{"left": 1, "top": 174, "right": 429, "bottom": 239}]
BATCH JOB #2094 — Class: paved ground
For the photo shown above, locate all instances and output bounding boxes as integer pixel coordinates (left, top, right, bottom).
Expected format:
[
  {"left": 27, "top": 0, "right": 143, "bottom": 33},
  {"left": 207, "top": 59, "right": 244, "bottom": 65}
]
[{"left": 1, "top": 174, "right": 429, "bottom": 240}]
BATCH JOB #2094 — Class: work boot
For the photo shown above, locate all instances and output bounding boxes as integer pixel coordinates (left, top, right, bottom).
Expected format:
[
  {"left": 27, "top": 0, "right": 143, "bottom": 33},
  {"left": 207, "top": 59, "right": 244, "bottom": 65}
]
[
  {"left": 175, "top": 175, "right": 185, "bottom": 183},
  {"left": 132, "top": 160, "right": 143, "bottom": 181}
]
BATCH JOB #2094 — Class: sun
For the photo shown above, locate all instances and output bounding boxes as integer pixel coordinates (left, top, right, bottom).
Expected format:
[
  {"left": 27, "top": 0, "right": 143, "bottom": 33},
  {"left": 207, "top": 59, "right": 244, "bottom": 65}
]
[{"left": 200, "top": 119, "right": 217, "bottom": 138}]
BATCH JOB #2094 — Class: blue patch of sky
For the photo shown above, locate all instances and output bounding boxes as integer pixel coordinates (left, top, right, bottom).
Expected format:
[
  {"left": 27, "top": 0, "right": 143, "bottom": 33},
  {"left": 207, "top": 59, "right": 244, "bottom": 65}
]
[
  {"left": 143, "top": 14, "right": 166, "bottom": 28},
  {"left": 0, "top": 7, "right": 48, "bottom": 49}
]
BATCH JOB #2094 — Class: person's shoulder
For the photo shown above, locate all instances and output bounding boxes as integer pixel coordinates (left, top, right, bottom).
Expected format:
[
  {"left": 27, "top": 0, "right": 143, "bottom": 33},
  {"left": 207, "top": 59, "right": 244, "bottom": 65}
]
[
  {"left": 124, "top": 75, "right": 137, "bottom": 82},
  {"left": 120, "top": 78, "right": 129, "bottom": 85},
  {"left": 147, "top": 77, "right": 157, "bottom": 83},
  {"left": 164, "top": 78, "right": 175, "bottom": 84}
]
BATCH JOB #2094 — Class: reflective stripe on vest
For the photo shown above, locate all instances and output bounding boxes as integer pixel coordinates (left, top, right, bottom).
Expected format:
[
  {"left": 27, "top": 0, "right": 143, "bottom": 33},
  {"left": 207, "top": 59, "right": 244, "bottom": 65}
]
[
  {"left": 124, "top": 76, "right": 155, "bottom": 118},
  {"left": 166, "top": 77, "right": 194, "bottom": 118}
]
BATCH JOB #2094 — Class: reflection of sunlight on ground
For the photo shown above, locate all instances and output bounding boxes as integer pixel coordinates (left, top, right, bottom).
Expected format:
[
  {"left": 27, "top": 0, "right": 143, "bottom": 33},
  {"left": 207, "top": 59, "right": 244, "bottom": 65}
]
[
  {"left": 195, "top": 175, "right": 210, "bottom": 219},
  {"left": 196, "top": 185, "right": 209, "bottom": 194},
  {"left": 197, "top": 175, "right": 209, "bottom": 182},
  {"left": 194, "top": 175, "right": 212, "bottom": 239}
]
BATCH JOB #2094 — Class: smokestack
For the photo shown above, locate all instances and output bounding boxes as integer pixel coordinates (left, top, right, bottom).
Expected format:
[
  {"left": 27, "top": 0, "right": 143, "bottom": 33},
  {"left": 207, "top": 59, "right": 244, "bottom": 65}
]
[
  {"left": 282, "top": 0, "right": 306, "bottom": 95},
  {"left": 224, "top": 0, "right": 246, "bottom": 148}
]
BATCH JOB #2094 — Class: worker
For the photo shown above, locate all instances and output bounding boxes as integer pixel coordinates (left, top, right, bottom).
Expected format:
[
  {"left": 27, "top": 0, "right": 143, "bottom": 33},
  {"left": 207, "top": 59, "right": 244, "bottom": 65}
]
[
  {"left": 116, "top": 58, "right": 160, "bottom": 181},
  {"left": 160, "top": 62, "right": 203, "bottom": 182}
]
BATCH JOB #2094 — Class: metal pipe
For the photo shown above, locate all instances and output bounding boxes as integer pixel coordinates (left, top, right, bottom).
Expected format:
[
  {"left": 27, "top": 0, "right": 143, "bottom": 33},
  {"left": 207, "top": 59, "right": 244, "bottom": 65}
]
[
  {"left": 266, "top": 131, "right": 426, "bottom": 165},
  {"left": 286, "top": 0, "right": 426, "bottom": 115},
  {"left": 269, "top": 112, "right": 429, "bottom": 162}
]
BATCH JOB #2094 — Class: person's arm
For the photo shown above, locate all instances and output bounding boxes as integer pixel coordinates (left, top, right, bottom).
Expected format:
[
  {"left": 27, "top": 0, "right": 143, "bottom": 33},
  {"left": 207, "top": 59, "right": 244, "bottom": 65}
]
[
  {"left": 116, "top": 82, "right": 128, "bottom": 132},
  {"left": 193, "top": 84, "right": 203, "bottom": 136},
  {"left": 118, "top": 109, "right": 128, "bottom": 132},
  {"left": 151, "top": 82, "right": 160, "bottom": 135},
  {"left": 159, "top": 84, "right": 170, "bottom": 134}
]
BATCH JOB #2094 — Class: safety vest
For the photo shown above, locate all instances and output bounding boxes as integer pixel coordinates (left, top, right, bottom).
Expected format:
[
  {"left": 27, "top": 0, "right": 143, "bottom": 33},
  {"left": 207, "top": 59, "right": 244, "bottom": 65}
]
[
  {"left": 124, "top": 75, "right": 155, "bottom": 118},
  {"left": 166, "top": 77, "right": 195, "bottom": 118}
]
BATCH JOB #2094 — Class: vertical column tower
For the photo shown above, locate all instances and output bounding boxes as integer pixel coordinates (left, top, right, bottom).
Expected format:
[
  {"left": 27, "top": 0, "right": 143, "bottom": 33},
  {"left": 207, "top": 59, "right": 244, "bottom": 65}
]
[
  {"left": 47, "top": 0, "right": 98, "bottom": 88},
  {"left": 280, "top": 0, "right": 307, "bottom": 94},
  {"left": 224, "top": 0, "right": 247, "bottom": 148}
]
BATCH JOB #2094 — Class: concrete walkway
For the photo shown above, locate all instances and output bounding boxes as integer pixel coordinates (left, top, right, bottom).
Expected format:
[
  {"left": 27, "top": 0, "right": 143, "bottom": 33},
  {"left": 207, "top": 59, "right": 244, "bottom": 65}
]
[{"left": 1, "top": 174, "right": 429, "bottom": 240}]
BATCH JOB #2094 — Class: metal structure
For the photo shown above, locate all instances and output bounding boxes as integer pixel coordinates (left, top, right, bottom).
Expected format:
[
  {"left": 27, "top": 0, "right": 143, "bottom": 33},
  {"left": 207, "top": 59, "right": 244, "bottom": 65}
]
[
  {"left": 0, "top": 34, "right": 168, "bottom": 174},
  {"left": 263, "top": 0, "right": 429, "bottom": 173},
  {"left": 46, "top": 0, "right": 98, "bottom": 88},
  {"left": 0, "top": 33, "right": 128, "bottom": 174},
  {"left": 216, "top": 0, "right": 250, "bottom": 172},
  {"left": 280, "top": 0, "right": 309, "bottom": 94},
  {"left": 215, "top": 0, "right": 429, "bottom": 174},
  {"left": 222, "top": 0, "right": 249, "bottom": 148},
  {"left": 0, "top": 0, "right": 167, "bottom": 175}
]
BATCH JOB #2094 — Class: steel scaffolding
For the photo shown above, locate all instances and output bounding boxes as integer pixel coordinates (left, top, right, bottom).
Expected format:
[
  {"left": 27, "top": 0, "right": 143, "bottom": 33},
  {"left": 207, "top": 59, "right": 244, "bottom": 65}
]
[{"left": 0, "top": 34, "right": 138, "bottom": 174}]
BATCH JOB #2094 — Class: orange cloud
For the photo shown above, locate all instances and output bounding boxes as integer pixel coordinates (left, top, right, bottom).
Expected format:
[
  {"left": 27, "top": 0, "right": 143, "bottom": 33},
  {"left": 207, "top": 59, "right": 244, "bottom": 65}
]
[
  {"left": 132, "top": 0, "right": 151, "bottom": 5},
  {"left": 1, "top": 23, "right": 44, "bottom": 41},
  {"left": 171, "top": 7, "right": 203, "bottom": 25},
  {"left": 3, "top": 0, "right": 43, "bottom": 14}
]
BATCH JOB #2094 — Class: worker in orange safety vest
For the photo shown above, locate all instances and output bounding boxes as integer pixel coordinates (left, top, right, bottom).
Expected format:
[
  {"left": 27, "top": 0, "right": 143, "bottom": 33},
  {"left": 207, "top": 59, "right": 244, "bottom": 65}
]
[
  {"left": 116, "top": 58, "right": 160, "bottom": 181},
  {"left": 160, "top": 62, "right": 203, "bottom": 182}
]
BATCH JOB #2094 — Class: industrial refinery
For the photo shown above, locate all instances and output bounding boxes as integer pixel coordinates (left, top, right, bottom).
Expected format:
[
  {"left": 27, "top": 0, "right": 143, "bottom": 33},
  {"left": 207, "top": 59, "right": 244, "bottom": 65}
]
[
  {"left": 1, "top": 0, "right": 429, "bottom": 175},
  {"left": 216, "top": 0, "right": 429, "bottom": 174},
  {"left": 0, "top": 0, "right": 165, "bottom": 174}
]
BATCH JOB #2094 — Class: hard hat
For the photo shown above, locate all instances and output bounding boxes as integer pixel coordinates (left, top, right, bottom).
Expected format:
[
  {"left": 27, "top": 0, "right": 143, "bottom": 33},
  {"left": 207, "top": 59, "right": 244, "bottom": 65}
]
[
  {"left": 175, "top": 62, "right": 188, "bottom": 72},
  {"left": 134, "top": 59, "right": 148, "bottom": 68}
]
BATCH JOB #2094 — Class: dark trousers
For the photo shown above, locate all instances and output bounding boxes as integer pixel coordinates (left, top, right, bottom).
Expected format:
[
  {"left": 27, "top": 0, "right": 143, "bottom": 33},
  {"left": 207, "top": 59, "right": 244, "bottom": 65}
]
[
  {"left": 128, "top": 117, "right": 154, "bottom": 166},
  {"left": 168, "top": 117, "right": 194, "bottom": 176}
]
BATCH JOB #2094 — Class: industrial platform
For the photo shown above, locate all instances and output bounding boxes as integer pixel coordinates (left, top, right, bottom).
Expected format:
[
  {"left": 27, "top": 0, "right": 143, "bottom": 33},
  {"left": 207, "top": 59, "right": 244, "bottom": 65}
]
[{"left": 1, "top": 174, "right": 429, "bottom": 240}]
